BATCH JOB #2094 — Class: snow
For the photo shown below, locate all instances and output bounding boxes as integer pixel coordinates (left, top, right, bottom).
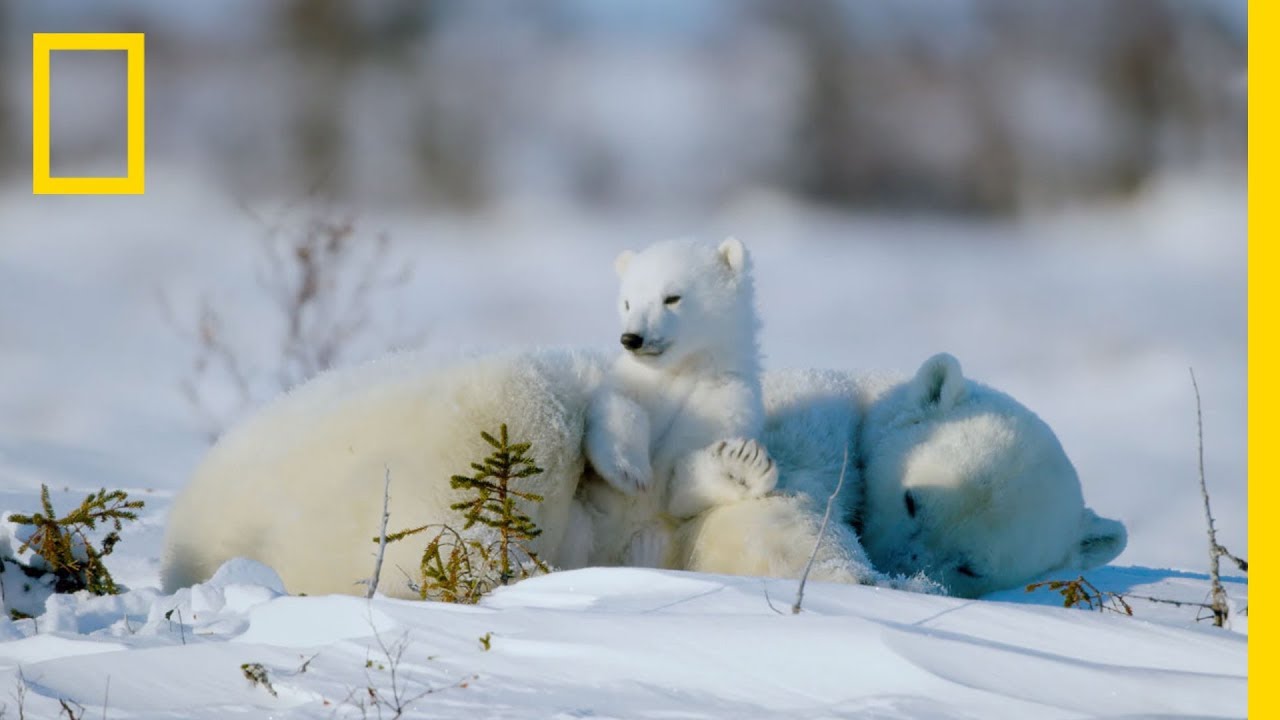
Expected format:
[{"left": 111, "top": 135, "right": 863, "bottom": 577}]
[
  {"left": 0, "top": 564, "right": 1247, "bottom": 718},
  {"left": 0, "top": 169, "right": 1245, "bottom": 716}
]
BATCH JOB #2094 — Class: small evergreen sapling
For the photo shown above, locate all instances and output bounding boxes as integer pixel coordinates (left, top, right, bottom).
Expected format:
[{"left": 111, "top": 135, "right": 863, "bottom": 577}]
[
  {"left": 375, "top": 423, "right": 550, "bottom": 603},
  {"left": 448, "top": 423, "right": 547, "bottom": 584},
  {"left": 7, "top": 485, "right": 144, "bottom": 595}
]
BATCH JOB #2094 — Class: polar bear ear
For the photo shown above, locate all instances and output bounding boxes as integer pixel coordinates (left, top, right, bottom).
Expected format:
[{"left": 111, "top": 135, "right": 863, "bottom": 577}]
[
  {"left": 718, "top": 237, "right": 748, "bottom": 275},
  {"left": 1072, "top": 508, "right": 1127, "bottom": 569},
  {"left": 909, "top": 353, "right": 967, "bottom": 412},
  {"left": 614, "top": 250, "right": 635, "bottom": 277}
]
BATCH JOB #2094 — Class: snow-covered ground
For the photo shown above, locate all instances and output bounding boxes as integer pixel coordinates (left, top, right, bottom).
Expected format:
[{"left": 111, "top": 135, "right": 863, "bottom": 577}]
[
  {"left": 0, "top": 560, "right": 1249, "bottom": 719},
  {"left": 0, "top": 169, "right": 1246, "bottom": 716}
]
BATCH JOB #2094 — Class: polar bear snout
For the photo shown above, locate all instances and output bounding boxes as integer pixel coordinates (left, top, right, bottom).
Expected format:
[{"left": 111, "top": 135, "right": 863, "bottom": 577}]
[{"left": 620, "top": 333, "right": 669, "bottom": 357}]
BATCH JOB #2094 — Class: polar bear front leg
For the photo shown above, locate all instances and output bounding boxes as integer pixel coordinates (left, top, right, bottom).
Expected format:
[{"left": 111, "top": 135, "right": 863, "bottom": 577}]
[
  {"left": 623, "top": 522, "right": 673, "bottom": 568},
  {"left": 584, "top": 389, "right": 653, "bottom": 494},
  {"left": 666, "top": 438, "right": 779, "bottom": 519}
]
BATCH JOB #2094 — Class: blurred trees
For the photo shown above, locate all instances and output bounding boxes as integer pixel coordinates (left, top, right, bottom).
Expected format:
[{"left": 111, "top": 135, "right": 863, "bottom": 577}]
[
  {"left": 0, "top": 3, "right": 10, "bottom": 176},
  {"left": 3, "top": 1, "right": 1246, "bottom": 215},
  {"left": 772, "top": 0, "right": 1245, "bottom": 214},
  {"left": 275, "top": 0, "right": 491, "bottom": 206},
  {"left": 277, "top": 0, "right": 361, "bottom": 195},
  {"left": 277, "top": 0, "right": 438, "bottom": 195}
]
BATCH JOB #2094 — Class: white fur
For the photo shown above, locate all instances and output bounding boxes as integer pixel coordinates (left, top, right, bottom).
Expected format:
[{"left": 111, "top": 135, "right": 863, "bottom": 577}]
[
  {"left": 673, "top": 369, "right": 883, "bottom": 586},
  {"left": 857, "top": 353, "right": 1128, "bottom": 598},
  {"left": 162, "top": 347, "right": 1124, "bottom": 600},
  {"left": 581, "top": 237, "right": 776, "bottom": 568},
  {"left": 161, "top": 348, "right": 602, "bottom": 598}
]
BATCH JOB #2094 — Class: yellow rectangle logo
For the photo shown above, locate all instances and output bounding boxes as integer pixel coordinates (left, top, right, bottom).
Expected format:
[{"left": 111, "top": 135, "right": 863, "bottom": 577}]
[{"left": 32, "top": 33, "right": 145, "bottom": 195}]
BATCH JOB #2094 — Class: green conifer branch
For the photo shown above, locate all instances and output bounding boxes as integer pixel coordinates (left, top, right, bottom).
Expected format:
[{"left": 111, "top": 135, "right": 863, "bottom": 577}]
[
  {"left": 379, "top": 422, "right": 549, "bottom": 601},
  {"left": 8, "top": 484, "right": 144, "bottom": 596}
]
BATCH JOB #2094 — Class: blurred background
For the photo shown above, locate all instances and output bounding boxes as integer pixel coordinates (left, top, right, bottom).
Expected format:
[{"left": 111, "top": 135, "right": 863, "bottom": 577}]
[
  {"left": 0, "top": 1, "right": 1248, "bottom": 580},
  {"left": 1, "top": 0, "right": 1247, "bottom": 212}
]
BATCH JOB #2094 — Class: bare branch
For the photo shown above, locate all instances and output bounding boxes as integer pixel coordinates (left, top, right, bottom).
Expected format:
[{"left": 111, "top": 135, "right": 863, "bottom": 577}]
[
  {"left": 1123, "top": 592, "right": 1216, "bottom": 611},
  {"left": 793, "top": 445, "right": 849, "bottom": 614},
  {"left": 163, "top": 607, "right": 187, "bottom": 645},
  {"left": 164, "top": 205, "right": 423, "bottom": 441},
  {"left": 760, "top": 579, "right": 784, "bottom": 616},
  {"left": 1220, "top": 548, "right": 1248, "bottom": 574},
  {"left": 348, "top": 612, "right": 475, "bottom": 719},
  {"left": 57, "top": 698, "right": 84, "bottom": 720},
  {"left": 1191, "top": 368, "right": 1231, "bottom": 628},
  {"left": 363, "top": 468, "right": 392, "bottom": 599},
  {"left": 12, "top": 668, "right": 27, "bottom": 720}
]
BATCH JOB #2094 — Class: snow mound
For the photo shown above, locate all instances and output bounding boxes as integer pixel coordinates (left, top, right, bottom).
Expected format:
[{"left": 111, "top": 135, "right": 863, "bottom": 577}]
[{"left": 0, "top": 566, "right": 1245, "bottom": 718}]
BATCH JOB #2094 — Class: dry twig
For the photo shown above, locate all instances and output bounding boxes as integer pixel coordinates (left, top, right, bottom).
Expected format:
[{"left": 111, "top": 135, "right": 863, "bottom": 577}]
[{"left": 792, "top": 446, "right": 849, "bottom": 614}]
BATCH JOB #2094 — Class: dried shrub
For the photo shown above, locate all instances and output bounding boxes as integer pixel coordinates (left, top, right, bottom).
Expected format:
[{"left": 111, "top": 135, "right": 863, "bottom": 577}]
[{"left": 1026, "top": 575, "right": 1133, "bottom": 616}]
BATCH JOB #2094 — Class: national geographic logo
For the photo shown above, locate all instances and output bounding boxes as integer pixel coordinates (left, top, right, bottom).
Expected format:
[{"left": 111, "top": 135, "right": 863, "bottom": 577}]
[{"left": 32, "top": 33, "right": 145, "bottom": 195}]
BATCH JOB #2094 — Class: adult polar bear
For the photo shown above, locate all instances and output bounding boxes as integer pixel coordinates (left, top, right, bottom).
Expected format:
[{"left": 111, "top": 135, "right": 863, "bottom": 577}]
[
  {"left": 162, "top": 234, "right": 875, "bottom": 597},
  {"left": 161, "top": 348, "right": 603, "bottom": 598},
  {"left": 162, "top": 236, "right": 1126, "bottom": 597},
  {"left": 164, "top": 235, "right": 816, "bottom": 596},
  {"left": 160, "top": 345, "right": 890, "bottom": 597},
  {"left": 160, "top": 346, "right": 1126, "bottom": 598}
]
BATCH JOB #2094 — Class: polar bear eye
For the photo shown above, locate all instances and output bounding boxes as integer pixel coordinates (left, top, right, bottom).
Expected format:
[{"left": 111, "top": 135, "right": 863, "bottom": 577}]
[
  {"left": 903, "top": 490, "right": 918, "bottom": 518},
  {"left": 955, "top": 563, "right": 982, "bottom": 579},
  {"left": 664, "top": 295, "right": 681, "bottom": 306}
]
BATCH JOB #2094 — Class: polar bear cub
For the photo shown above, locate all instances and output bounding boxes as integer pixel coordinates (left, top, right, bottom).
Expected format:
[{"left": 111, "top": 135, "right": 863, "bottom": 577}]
[
  {"left": 578, "top": 237, "right": 778, "bottom": 568},
  {"left": 858, "top": 353, "right": 1127, "bottom": 598}
]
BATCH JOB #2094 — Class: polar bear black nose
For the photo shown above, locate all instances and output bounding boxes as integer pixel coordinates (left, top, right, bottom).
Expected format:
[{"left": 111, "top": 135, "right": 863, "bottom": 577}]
[{"left": 620, "top": 333, "right": 644, "bottom": 350}]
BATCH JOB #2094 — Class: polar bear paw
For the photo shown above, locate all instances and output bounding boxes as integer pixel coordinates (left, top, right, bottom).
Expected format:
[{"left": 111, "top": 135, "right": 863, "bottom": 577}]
[
  {"left": 586, "top": 437, "right": 654, "bottom": 495},
  {"left": 624, "top": 523, "right": 671, "bottom": 568},
  {"left": 584, "top": 392, "right": 654, "bottom": 495},
  {"left": 710, "top": 437, "right": 778, "bottom": 498}
]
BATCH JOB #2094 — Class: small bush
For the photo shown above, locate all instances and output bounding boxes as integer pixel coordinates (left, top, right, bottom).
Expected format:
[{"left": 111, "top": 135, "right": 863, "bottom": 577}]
[
  {"left": 377, "top": 424, "right": 549, "bottom": 603},
  {"left": 7, "top": 485, "right": 144, "bottom": 595}
]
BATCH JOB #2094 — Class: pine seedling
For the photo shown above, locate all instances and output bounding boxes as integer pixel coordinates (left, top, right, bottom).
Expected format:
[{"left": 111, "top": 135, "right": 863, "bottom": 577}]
[
  {"left": 374, "top": 423, "right": 550, "bottom": 603},
  {"left": 9, "top": 485, "right": 144, "bottom": 595},
  {"left": 448, "top": 423, "right": 548, "bottom": 584}
]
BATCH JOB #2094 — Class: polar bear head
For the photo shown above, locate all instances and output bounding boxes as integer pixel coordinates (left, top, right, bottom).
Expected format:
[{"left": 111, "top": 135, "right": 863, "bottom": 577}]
[
  {"left": 858, "top": 353, "right": 1127, "bottom": 598},
  {"left": 612, "top": 237, "right": 759, "bottom": 372}
]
